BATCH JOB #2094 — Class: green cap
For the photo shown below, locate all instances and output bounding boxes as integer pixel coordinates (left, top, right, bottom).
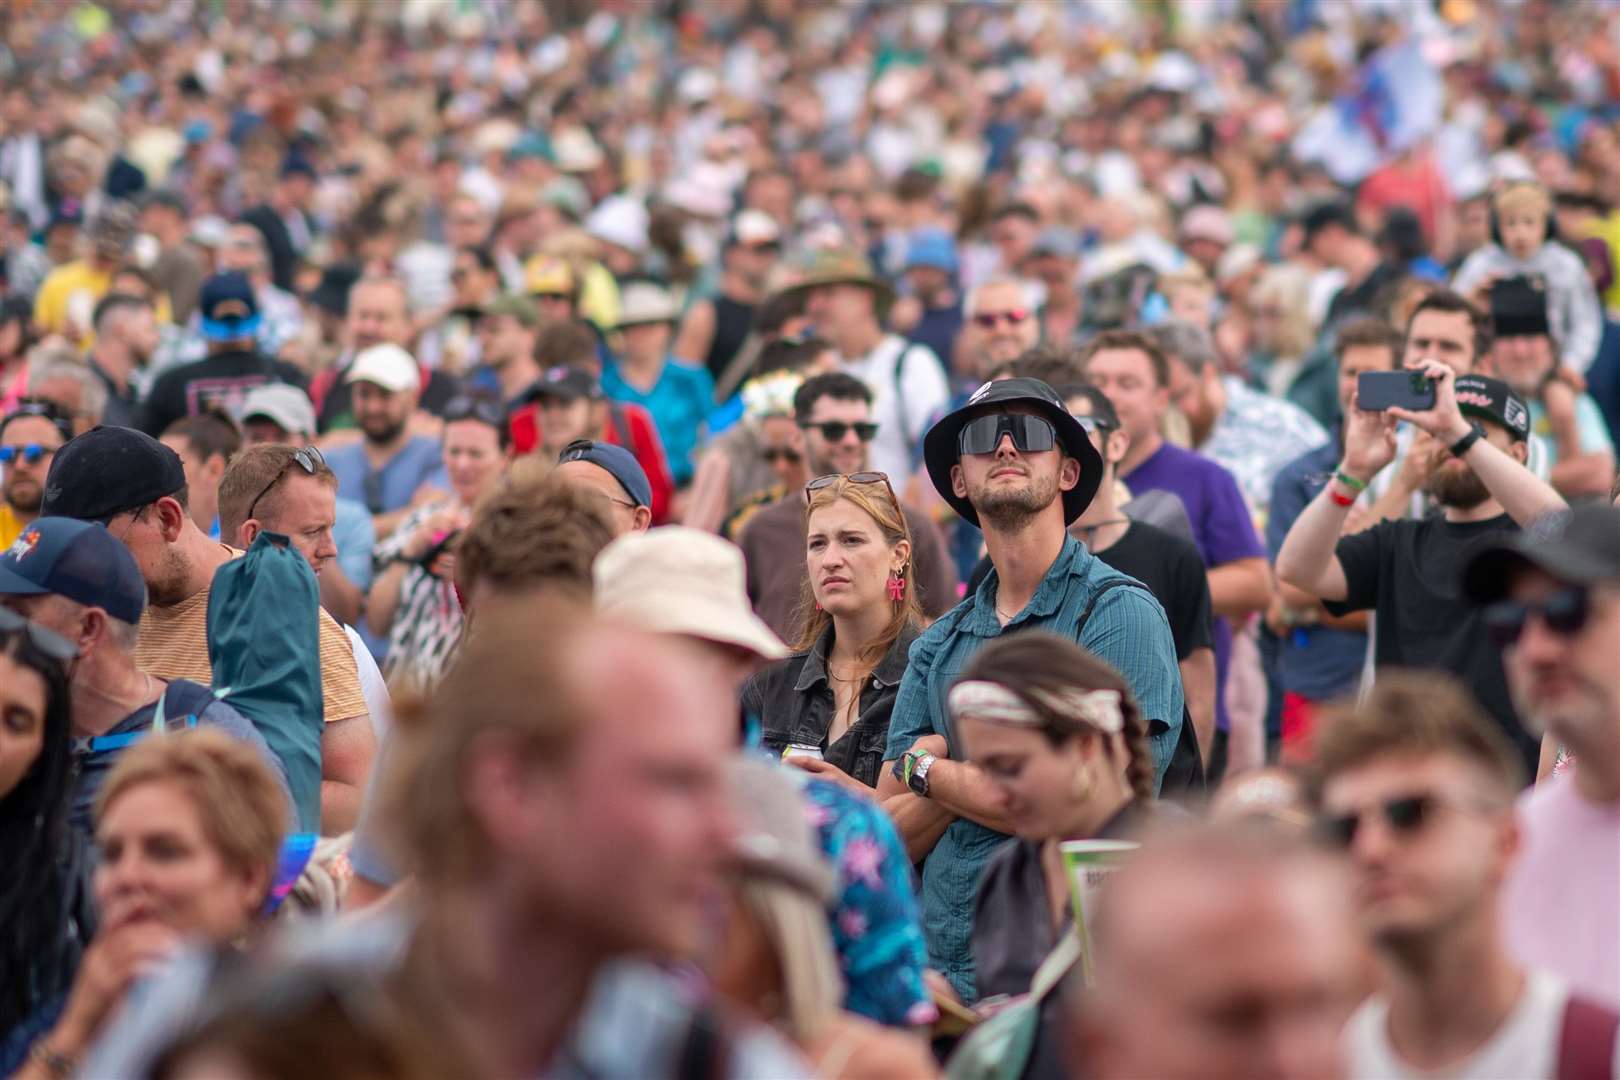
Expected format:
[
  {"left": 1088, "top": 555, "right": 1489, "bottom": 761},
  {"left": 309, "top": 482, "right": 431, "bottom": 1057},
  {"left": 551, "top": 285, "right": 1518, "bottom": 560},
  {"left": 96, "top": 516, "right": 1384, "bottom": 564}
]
[{"left": 481, "top": 293, "right": 542, "bottom": 328}]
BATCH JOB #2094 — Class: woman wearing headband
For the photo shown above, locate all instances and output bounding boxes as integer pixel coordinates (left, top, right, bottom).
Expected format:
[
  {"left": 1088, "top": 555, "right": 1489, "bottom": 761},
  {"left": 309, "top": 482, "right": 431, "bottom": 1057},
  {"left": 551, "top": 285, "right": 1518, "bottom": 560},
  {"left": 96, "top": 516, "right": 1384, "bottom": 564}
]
[
  {"left": 743, "top": 471, "right": 921, "bottom": 792},
  {"left": 953, "top": 631, "right": 1159, "bottom": 1080}
]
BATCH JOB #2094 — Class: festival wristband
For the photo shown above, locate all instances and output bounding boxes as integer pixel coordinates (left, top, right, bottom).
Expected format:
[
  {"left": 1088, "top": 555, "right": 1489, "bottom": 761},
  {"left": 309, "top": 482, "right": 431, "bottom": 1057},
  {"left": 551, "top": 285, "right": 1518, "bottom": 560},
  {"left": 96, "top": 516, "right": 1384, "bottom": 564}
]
[
  {"left": 1328, "top": 486, "right": 1356, "bottom": 508},
  {"left": 1332, "top": 468, "right": 1367, "bottom": 492}
]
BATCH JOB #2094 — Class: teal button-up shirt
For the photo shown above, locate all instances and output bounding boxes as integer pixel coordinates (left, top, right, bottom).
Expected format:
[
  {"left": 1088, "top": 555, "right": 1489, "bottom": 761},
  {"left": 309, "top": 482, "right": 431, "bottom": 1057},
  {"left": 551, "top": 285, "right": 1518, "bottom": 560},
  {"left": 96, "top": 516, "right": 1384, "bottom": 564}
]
[{"left": 884, "top": 534, "right": 1183, "bottom": 1001}]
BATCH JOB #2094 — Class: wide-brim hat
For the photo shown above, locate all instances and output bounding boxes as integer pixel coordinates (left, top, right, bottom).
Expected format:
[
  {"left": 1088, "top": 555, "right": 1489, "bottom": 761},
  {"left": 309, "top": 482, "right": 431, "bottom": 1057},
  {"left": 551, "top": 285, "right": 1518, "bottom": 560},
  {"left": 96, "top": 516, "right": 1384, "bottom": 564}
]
[
  {"left": 922, "top": 377, "right": 1103, "bottom": 528},
  {"left": 775, "top": 248, "right": 896, "bottom": 319}
]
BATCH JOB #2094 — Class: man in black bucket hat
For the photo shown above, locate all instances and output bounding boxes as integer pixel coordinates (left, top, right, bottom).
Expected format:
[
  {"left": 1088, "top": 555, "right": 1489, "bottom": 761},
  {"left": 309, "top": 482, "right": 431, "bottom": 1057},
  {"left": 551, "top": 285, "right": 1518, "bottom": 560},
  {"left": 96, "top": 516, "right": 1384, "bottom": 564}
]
[{"left": 876, "top": 374, "right": 1184, "bottom": 1001}]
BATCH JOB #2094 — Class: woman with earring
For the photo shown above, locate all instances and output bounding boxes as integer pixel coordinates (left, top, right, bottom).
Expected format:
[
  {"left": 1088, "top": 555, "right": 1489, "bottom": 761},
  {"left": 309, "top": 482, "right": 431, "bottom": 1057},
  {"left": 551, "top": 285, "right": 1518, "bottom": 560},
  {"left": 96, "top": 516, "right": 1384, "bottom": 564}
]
[
  {"left": 952, "top": 631, "right": 1161, "bottom": 1080},
  {"left": 742, "top": 472, "right": 921, "bottom": 792}
]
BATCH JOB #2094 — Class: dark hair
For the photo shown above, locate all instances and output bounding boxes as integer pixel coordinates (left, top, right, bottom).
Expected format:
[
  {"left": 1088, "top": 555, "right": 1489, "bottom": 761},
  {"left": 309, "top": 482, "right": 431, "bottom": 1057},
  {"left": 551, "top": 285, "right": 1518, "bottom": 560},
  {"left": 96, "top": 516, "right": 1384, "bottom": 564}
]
[
  {"left": 1, "top": 399, "right": 73, "bottom": 443},
  {"left": 956, "top": 631, "right": 1156, "bottom": 803},
  {"left": 91, "top": 291, "right": 154, "bottom": 335},
  {"left": 1406, "top": 287, "right": 1492, "bottom": 364},
  {"left": 456, "top": 244, "right": 497, "bottom": 274},
  {"left": 991, "top": 201, "right": 1040, "bottom": 224},
  {"left": 753, "top": 336, "right": 833, "bottom": 380},
  {"left": 442, "top": 393, "right": 511, "bottom": 450},
  {"left": 1379, "top": 207, "right": 1430, "bottom": 266},
  {"left": 793, "top": 371, "right": 872, "bottom": 422},
  {"left": 1007, "top": 343, "right": 1085, "bottom": 386},
  {"left": 1077, "top": 328, "right": 1172, "bottom": 388},
  {"left": 163, "top": 411, "right": 242, "bottom": 465},
  {"left": 0, "top": 629, "right": 76, "bottom": 1030},
  {"left": 1333, "top": 316, "right": 1403, "bottom": 365},
  {"left": 1312, "top": 670, "right": 1525, "bottom": 799},
  {"left": 532, "top": 318, "right": 599, "bottom": 371}
]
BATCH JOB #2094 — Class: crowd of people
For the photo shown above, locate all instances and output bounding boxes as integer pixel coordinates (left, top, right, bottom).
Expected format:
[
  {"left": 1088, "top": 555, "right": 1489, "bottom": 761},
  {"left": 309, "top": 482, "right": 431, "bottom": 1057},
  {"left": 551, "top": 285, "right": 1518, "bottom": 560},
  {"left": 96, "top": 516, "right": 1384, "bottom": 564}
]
[{"left": 3, "top": 0, "right": 1620, "bottom": 1077}]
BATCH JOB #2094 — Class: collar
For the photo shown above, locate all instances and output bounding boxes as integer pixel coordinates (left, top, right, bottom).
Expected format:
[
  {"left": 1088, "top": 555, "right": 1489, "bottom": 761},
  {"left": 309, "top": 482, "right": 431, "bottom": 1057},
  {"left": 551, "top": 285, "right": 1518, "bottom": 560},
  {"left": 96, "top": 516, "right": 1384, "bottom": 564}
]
[
  {"left": 964, "top": 534, "right": 1088, "bottom": 637},
  {"left": 793, "top": 624, "right": 918, "bottom": 693}
]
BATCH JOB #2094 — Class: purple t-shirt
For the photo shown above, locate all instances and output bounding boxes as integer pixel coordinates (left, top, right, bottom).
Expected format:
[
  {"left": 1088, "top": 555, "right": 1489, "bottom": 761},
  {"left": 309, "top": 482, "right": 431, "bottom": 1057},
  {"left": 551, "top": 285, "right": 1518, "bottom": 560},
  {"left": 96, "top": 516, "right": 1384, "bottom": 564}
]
[{"left": 1122, "top": 441, "right": 1266, "bottom": 733}]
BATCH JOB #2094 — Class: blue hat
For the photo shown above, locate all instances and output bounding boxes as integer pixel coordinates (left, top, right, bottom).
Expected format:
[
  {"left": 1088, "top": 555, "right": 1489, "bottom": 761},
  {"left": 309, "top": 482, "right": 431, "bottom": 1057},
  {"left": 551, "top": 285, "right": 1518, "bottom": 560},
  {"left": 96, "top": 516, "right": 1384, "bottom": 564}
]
[
  {"left": 557, "top": 439, "right": 652, "bottom": 509},
  {"left": 0, "top": 517, "right": 146, "bottom": 625},
  {"left": 904, "top": 228, "right": 959, "bottom": 274},
  {"left": 198, "top": 271, "right": 262, "bottom": 342}
]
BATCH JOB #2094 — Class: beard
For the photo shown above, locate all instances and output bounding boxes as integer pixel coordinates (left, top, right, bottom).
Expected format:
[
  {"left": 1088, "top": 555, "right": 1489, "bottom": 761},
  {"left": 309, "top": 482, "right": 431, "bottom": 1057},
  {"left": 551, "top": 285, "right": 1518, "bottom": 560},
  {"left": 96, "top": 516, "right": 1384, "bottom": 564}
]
[
  {"left": 360, "top": 414, "right": 408, "bottom": 445},
  {"left": 972, "top": 468, "right": 1061, "bottom": 532},
  {"left": 3, "top": 477, "right": 41, "bottom": 513},
  {"left": 1424, "top": 462, "right": 1490, "bottom": 509}
]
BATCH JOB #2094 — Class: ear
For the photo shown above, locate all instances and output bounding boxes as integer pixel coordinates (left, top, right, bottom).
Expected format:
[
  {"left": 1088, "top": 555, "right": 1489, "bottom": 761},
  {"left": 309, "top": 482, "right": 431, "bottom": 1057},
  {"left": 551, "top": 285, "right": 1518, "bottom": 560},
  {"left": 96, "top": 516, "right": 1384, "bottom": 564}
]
[
  {"left": 1058, "top": 454, "right": 1081, "bottom": 493},
  {"left": 237, "top": 860, "right": 272, "bottom": 920},
  {"left": 205, "top": 454, "right": 227, "bottom": 483},
  {"left": 890, "top": 537, "right": 912, "bottom": 575},
  {"left": 1509, "top": 440, "right": 1529, "bottom": 465},
  {"left": 156, "top": 496, "right": 188, "bottom": 541},
  {"left": 950, "top": 462, "right": 968, "bottom": 499},
  {"left": 462, "top": 729, "right": 550, "bottom": 857},
  {"left": 238, "top": 520, "right": 262, "bottom": 548},
  {"left": 77, "top": 605, "right": 109, "bottom": 656},
  {"left": 1105, "top": 428, "right": 1130, "bottom": 466},
  {"left": 632, "top": 506, "right": 653, "bottom": 533}
]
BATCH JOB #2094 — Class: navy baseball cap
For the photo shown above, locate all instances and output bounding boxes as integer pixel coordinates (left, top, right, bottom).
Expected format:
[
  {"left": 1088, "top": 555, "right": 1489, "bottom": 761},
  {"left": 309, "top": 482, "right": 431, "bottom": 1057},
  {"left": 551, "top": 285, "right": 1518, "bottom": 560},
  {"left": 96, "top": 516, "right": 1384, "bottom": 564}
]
[
  {"left": 557, "top": 439, "right": 652, "bottom": 508},
  {"left": 0, "top": 517, "right": 146, "bottom": 624},
  {"left": 42, "top": 426, "right": 187, "bottom": 523},
  {"left": 198, "top": 271, "right": 262, "bottom": 342}
]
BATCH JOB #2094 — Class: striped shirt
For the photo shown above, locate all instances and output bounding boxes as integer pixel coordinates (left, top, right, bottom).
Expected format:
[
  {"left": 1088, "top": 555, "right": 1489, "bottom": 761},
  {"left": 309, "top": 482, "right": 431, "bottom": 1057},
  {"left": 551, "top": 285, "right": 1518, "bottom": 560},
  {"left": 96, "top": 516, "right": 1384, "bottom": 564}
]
[{"left": 133, "top": 547, "right": 368, "bottom": 724}]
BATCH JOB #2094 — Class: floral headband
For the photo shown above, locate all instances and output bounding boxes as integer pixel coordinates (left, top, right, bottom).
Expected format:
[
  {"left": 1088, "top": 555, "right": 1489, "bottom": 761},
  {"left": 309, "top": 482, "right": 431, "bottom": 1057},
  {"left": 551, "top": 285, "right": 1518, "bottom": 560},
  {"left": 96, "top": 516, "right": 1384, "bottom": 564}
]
[{"left": 947, "top": 679, "right": 1123, "bottom": 735}]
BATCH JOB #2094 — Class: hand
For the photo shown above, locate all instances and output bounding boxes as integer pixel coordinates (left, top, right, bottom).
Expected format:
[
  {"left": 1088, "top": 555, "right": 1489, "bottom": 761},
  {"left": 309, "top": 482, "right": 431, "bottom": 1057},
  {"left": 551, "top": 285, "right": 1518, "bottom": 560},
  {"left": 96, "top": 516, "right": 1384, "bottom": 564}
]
[
  {"left": 403, "top": 506, "right": 466, "bottom": 560},
  {"left": 53, "top": 921, "right": 179, "bottom": 1052},
  {"left": 1263, "top": 595, "right": 1290, "bottom": 637},
  {"left": 1394, "top": 429, "right": 1440, "bottom": 494},
  {"left": 1388, "top": 361, "right": 1472, "bottom": 444},
  {"left": 909, "top": 734, "right": 949, "bottom": 761},
  {"left": 785, "top": 755, "right": 869, "bottom": 796},
  {"left": 1341, "top": 395, "right": 1399, "bottom": 481}
]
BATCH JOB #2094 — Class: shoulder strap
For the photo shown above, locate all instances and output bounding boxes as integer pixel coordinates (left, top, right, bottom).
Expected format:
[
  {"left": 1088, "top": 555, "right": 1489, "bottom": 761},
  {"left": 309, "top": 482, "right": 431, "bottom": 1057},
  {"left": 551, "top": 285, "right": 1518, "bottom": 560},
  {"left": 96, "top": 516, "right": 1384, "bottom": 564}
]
[
  {"left": 1076, "top": 577, "right": 1149, "bottom": 638},
  {"left": 1030, "top": 930, "right": 1082, "bottom": 1002},
  {"left": 1557, "top": 995, "right": 1620, "bottom": 1080},
  {"left": 607, "top": 402, "right": 634, "bottom": 448}
]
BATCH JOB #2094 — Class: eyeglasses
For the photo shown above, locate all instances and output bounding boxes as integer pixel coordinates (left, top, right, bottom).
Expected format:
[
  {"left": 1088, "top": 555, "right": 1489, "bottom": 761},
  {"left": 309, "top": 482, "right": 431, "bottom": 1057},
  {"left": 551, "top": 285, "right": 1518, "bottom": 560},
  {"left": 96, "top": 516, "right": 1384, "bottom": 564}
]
[
  {"left": 803, "top": 471, "right": 896, "bottom": 506},
  {"left": 971, "top": 309, "right": 1030, "bottom": 329},
  {"left": 1075, "top": 415, "right": 1114, "bottom": 435},
  {"left": 1318, "top": 790, "right": 1490, "bottom": 849},
  {"left": 0, "top": 606, "right": 78, "bottom": 664},
  {"left": 1484, "top": 586, "right": 1591, "bottom": 648},
  {"left": 442, "top": 394, "right": 507, "bottom": 430},
  {"left": 958, "top": 413, "right": 1059, "bottom": 456},
  {"left": 245, "top": 446, "right": 327, "bottom": 523},
  {"left": 799, "top": 421, "right": 878, "bottom": 443},
  {"left": 762, "top": 446, "right": 802, "bottom": 464},
  {"left": 0, "top": 443, "right": 53, "bottom": 465}
]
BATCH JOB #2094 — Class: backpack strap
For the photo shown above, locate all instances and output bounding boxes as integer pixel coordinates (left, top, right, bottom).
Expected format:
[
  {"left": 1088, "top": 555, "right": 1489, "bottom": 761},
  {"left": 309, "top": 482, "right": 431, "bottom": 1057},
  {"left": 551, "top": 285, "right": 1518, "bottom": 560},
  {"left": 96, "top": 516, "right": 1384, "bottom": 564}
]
[
  {"left": 607, "top": 402, "right": 634, "bottom": 449},
  {"left": 1557, "top": 994, "right": 1620, "bottom": 1080},
  {"left": 1075, "top": 577, "right": 1149, "bottom": 637}
]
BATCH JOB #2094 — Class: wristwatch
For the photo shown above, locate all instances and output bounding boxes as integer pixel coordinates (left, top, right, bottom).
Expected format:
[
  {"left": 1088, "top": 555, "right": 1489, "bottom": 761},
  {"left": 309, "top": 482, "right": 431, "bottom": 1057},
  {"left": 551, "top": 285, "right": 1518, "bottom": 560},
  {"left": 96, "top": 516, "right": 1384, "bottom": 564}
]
[
  {"left": 1449, "top": 422, "right": 1484, "bottom": 459},
  {"left": 905, "top": 750, "right": 937, "bottom": 797}
]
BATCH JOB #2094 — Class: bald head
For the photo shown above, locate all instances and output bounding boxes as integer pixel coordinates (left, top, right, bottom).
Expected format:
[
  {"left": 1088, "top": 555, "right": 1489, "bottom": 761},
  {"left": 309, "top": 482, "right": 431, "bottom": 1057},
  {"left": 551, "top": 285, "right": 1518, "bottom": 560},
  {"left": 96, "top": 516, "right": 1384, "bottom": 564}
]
[{"left": 1074, "top": 829, "right": 1361, "bottom": 1080}]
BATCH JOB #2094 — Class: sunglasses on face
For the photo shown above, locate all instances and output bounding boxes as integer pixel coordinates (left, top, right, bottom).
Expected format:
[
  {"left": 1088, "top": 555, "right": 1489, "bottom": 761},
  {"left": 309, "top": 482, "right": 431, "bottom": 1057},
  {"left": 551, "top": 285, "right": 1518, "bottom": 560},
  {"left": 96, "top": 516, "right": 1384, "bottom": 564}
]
[
  {"left": 0, "top": 443, "right": 53, "bottom": 465},
  {"left": 958, "top": 413, "right": 1059, "bottom": 457},
  {"left": 1484, "top": 586, "right": 1591, "bottom": 648},
  {"left": 803, "top": 471, "right": 896, "bottom": 506},
  {"left": 1318, "top": 792, "right": 1440, "bottom": 849},
  {"left": 246, "top": 445, "right": 327, "bottom": 522},
  {"left": 799, "top": 421, "right": 878, "bottom": 443},
  {"left": 972, "top": 309, "right": 1030, "bottom": 330},
  {"left": 0, "top": 605, "right": 78, "bottom": 664},
  {"left": 762, "top": 446, "right": 802, "bottom": 464}
]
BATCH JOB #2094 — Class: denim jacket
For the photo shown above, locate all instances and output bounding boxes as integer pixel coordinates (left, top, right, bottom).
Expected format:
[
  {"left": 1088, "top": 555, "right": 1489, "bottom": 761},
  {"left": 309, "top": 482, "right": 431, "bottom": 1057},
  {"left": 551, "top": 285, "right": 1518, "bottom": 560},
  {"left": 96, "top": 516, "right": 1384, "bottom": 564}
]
[{"left": 742, "top": 624, "right": 920, "bottom": 789}]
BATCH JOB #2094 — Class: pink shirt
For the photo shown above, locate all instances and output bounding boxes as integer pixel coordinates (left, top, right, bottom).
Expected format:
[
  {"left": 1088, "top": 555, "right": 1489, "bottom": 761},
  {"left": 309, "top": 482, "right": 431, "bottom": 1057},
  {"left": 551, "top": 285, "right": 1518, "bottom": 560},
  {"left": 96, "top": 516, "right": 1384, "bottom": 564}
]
[{"left": 1502, "top": 771, "right": 1620, "bottom": 1008}]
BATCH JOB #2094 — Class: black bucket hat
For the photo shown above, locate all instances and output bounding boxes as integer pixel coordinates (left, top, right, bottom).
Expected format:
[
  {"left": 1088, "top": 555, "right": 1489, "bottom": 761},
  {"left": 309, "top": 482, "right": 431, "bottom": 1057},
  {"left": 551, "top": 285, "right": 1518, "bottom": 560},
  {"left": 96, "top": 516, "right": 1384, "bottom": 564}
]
[{"left": 922, "top": 377, "right": 1103, "bottom": 528}]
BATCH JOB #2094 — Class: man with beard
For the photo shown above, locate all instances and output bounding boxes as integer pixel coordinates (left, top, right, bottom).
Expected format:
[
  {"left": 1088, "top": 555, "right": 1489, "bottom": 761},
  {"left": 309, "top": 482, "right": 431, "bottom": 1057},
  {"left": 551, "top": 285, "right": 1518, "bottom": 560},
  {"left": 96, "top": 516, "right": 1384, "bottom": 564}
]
[
  {"left": 321, "top": 344, "right": 450, "bottom": 540},
  {"left": 0, "top": 401, "right": 70, "bottom": 547},
  {"left": 876, "top": 377, "right": 1182, "bottom": 1001},
  {"left": 1277, "top": 365, "right": 1566, "bottom": 775}
]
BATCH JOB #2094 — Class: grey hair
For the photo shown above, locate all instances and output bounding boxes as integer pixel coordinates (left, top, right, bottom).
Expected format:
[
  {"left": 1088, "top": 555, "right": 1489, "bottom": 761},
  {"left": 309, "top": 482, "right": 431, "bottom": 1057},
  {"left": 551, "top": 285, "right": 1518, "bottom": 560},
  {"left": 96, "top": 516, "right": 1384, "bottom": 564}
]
[
  {"left": 27, "top": 348, "right": 109, "bottom": 421},
  {"left": 1150, "top": 319, "right": 1219, "bottom": 375},
  {"left": 964, "top": 277, "right": 1040, "bottom": 320}
]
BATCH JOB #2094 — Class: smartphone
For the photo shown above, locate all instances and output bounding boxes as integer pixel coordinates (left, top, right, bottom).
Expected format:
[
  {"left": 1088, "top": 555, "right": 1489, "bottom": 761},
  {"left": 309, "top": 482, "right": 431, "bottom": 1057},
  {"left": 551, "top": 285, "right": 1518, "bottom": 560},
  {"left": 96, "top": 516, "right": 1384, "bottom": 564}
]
[
  {"left": 417, "top": 529, "right": 462, "bottom": 570},
  {"left": 782, "top": 744, "right": 825, "bottom": 763},
  {"left": 1357, "top": 370, "right": 1435, "bottom": 412}
]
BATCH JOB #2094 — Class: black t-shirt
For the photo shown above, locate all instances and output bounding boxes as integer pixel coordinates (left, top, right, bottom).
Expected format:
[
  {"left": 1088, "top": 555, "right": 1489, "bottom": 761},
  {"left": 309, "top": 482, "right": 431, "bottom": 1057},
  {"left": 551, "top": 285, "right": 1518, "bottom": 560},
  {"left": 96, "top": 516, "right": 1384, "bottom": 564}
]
[
  {"left": 138, "top": 349, "right": 309, "bottom": 437},
  {"left": 1324, "top": 260, "right": 1404, "bottom": 329},
  {"left": 967, "top": 522, "right": 1214, "bottom": 662},
  {"left": 1325, "top": 512, "right": 1539, "bottom": 773}
]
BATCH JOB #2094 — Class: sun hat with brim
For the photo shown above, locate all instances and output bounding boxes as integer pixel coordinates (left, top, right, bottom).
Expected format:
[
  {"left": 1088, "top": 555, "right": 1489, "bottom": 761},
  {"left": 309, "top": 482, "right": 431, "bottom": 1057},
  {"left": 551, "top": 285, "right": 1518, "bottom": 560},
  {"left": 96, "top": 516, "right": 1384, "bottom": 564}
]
[
  {"left": 922, "top": 377, "right": 1103, "bottom": 528},
  {"left": 727, "top": 757, "right": 839, "bottom": 903},
  {"left": 593, "top": 527, "right": 787, "bottom": 661},
  {"left": 776, "top": 248, "right": 896, "bottom": 318},
  {"left": 1460, "top": 504, "right": 1620, "bottom": 606},
  {"left": 614, "top": 282, "right": 680, "bottom": 328}
]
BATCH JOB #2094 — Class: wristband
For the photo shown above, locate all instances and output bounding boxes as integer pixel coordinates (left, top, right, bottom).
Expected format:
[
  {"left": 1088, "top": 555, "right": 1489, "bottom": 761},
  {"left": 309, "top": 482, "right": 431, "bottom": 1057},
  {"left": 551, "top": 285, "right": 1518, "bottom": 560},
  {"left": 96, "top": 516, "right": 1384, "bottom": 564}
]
[
  {"left": 1448, "top": 423, "right": 1484, "bottom": 459},
  {"left": 1332, "top": 468, "right": 1367, "bottom": 492},
  {"left": 1328, "top": 486, "right": 1356, "bottom": 508}
]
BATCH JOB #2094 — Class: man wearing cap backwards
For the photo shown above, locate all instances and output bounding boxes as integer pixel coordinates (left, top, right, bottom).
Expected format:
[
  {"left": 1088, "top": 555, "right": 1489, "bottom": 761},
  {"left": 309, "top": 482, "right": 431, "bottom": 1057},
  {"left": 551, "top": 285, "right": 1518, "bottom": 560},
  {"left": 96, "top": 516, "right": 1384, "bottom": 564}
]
[
  {"left": 673, "top": 209, "right": 782, "bottom": 384},
  {"left": 136, "top": 271, "right": 307, "bottom": 438},
  {"left": 1461, "top": 505, "right": 1620, "bottom": 1007},
  {"left": 553, "top": 439, "right": 654, "bottom": 536},
  {"left": 0, "top": 517, "right": 289, "bottom": 834},
  {"left": 790, "top": 248, "right": 950, "bottom": 483},
  {"left": 1277, "top": 362, "right": 1567, "bottom": 777},
  {"left": 321, "top": 343, "right": 452, "bottom": 540},
  {"left": 40, "top": 426, "right": 375, "bottom": 834},
  {"left": 602, "top": 282, "right": 714, "bottom": 488},
  {"left": 876, "top": 377, "right": 1183, "bottom": 1002},
  {"left": 0, "top": 402, "right": 71, "bottom": 549}
]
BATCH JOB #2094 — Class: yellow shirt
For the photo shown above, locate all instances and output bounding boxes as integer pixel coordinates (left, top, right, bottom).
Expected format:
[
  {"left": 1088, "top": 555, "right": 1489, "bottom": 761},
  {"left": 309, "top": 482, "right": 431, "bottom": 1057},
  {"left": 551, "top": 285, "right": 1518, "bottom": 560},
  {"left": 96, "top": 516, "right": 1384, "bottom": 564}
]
[
  {"left": 0, "top": 504, "right": 24, "bottom": 551},
  {"left": 32, "top": 260, "right": 113, "bottom": 344},
  {"left": 133, "top": 551, "right": 368, "bottom": 724}
]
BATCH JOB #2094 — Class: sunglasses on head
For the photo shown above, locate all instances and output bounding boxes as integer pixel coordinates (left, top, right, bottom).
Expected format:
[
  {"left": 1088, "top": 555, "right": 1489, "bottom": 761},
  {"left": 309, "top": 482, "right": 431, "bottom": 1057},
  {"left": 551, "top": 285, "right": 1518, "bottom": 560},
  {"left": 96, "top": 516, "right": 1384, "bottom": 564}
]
[
  {"left": 246, "top": 445, "right": 327, "bottom": 522},
  {"left": 958, "top": 413, "right": 1059, "bottom": 457},
  {"left": 762, "top": 446, "right": 802, "bottom": 464},
  {"left": 0, "top": 605, "right": 78, "bottom": 665},
  {"left": 1484, "top": 586, "right": 1591, "bottom": 648},
  {"left": 442, "top": 395, "right": 507, "bottom": 429},
  {"left": 799, "top": 420, "right": 878, "bottom": 443},
  {"left": 1318, "top": 792, "right": 1440, "bottom": 849},
  {"left": 972, "top": 309, "right": 1030, "bottom": 329},
  {"left": 0, "top": 443, "right": 53, "bottom": 465},
  {"left": 803, "top": 471, "right": 896, "bottom": 506}
]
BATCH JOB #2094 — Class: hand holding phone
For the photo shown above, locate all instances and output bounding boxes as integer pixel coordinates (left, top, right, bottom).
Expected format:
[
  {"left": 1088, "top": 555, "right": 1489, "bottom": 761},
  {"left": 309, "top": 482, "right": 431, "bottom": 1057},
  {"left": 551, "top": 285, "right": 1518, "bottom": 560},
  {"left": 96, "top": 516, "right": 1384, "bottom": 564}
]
[{"left": 1357, "top": 370, "right": 1436, "bottom": 412}]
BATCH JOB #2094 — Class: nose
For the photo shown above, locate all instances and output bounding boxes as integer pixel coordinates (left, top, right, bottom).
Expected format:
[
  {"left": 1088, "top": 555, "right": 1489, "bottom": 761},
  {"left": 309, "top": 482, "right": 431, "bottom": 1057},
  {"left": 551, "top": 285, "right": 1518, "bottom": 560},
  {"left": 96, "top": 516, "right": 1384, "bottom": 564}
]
[
  {"left": 1515, "top": 611, "right": 1570, "bottom": 664},
  {"left": 995, "top": 432, "right": 1019, "bottom": 457}
]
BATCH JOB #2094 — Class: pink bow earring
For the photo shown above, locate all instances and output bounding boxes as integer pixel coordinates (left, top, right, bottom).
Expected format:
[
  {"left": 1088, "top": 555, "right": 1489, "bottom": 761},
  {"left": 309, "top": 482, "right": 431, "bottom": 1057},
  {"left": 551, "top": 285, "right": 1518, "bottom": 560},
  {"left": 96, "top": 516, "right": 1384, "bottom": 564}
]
[{"left": 887, "top": 571, "right": 905, "bottom": 602}]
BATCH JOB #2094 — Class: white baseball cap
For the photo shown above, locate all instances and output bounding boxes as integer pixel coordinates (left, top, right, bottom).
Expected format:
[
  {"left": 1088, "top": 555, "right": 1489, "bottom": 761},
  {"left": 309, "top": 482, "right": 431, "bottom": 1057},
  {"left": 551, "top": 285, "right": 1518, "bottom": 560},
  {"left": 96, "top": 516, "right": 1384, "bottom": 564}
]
[{"left": 344, "top": 344, "right": 421, "bottom": 395}]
